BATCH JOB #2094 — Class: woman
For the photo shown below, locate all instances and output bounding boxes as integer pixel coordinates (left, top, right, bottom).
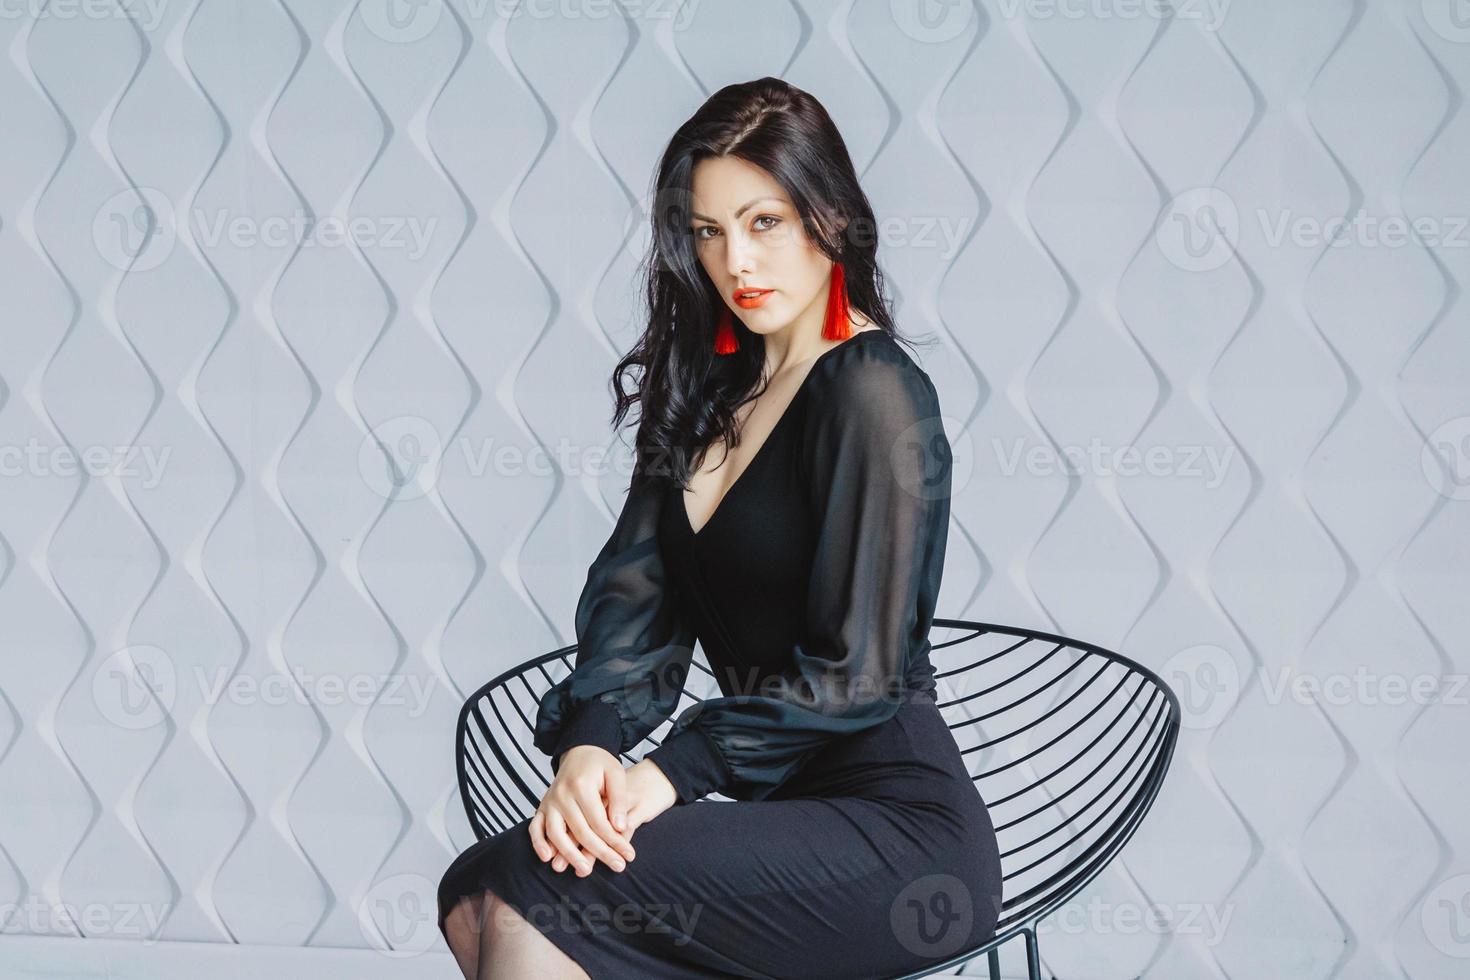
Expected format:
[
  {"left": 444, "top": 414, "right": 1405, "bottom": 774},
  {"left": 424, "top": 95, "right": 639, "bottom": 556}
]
[{"left": 437, "top": 77, "right": 1003, "bottom": 979}]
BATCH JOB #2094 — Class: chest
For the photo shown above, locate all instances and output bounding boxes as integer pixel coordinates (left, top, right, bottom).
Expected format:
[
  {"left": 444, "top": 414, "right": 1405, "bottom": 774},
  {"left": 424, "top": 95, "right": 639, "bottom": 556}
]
[{"left": 658, "top": 416, "right": 817, "bottom": 668}]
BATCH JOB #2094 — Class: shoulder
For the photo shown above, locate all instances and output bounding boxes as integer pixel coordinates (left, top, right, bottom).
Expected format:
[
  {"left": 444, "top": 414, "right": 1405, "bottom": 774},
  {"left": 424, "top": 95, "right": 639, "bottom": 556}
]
[{"left": 804, "top": 330, "right": 940, "bottom": 425}]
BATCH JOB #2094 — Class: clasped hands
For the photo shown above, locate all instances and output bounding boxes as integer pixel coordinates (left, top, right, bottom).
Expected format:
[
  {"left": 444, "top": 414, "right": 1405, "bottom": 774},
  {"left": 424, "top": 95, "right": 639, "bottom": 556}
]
[{"left": 529, "top": 747, "right": 677, "bottom": 876}]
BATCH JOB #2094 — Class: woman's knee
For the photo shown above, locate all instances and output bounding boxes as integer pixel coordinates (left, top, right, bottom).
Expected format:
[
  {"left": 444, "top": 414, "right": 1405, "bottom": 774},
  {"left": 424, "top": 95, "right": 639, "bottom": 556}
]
[{"left": 442, "top": 890, "right": 491, "bottom": 953}]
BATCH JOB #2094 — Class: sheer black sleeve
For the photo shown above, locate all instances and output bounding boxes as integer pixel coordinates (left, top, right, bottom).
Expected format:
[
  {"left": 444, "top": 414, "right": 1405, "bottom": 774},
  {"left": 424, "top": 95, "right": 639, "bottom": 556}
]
[
  {"left": 532, "top": 461, "right": 698, "bottom": 777},
  {"left": 643, "top": 345, "right": 952, "bottom": 803}
]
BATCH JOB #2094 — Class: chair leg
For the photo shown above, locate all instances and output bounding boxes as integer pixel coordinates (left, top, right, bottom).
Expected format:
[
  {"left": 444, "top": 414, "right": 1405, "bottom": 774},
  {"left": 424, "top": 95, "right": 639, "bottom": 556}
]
[
  {"left": 1024, "top": 926, "right": 1041, "bottom": 980},
  {"left": 988, "top": 947, "right": 1001, "bottom": 980}
]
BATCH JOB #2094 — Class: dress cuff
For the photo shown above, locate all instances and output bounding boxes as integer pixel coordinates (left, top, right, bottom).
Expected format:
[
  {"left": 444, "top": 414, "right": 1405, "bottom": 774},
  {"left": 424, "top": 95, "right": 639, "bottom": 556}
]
[
  {"left": 643, "top": 726, "right": 731, "bottom": 804},
  {"left": 550, "top": 698, "right": 624, "bottom": 775}
]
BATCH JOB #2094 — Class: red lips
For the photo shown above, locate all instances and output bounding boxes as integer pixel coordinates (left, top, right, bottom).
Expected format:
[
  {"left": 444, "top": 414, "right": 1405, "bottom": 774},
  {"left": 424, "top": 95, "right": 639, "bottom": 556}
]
[{"left": 732, "top": 287, "right": 773, "bottom": 310}]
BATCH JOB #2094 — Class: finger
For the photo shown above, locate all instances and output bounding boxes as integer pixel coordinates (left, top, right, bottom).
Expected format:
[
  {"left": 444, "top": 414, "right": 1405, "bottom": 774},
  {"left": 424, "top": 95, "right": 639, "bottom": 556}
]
[
  {"left": 603, "top": 764, "right": 631, "bottom": 836},
  {"left": 555, "top": 841, "right": 592, "bottom": 874},
  {"left": 544, "top": 807, "right": 589, "bottom": 875},
  {"left": 621, "top": 803, "right": 645, "bottom": 843},
  {"left": 582, "top": 776, "right": 636, "bottom": 862},
  {"left": 528, "top": 810, "right": 554, "bottom": 862},
  {"left": 564, "top": 802, "right": 628, "bottom": 873},
  {"left": 546, "top": 807, "right": 586, "bottom": 873},
  {"left": 553, "top": 840, "right": 593, "bottom": 874}
]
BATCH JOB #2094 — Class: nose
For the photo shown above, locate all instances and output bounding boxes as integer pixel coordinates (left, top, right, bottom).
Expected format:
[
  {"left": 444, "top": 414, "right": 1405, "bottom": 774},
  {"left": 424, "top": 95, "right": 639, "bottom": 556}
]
[{"left": 724, "top": 227, "right": 754, "bottom": 280}]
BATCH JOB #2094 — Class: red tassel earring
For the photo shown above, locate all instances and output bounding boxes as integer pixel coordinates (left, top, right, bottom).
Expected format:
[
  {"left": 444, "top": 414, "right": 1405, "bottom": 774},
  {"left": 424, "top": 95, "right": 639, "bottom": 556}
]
[
  {"left": 714, "top": 307, "right": 739, "bottom": 354},
  {"left": 823, "top": 261, "right": 853, "bottom": 341}
]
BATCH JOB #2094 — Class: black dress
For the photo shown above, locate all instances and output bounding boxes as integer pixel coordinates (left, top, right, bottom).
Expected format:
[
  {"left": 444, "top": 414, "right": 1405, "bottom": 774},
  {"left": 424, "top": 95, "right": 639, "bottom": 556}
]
[{"left": 437, "top": 328, "right": 1004, "bottom": 978}]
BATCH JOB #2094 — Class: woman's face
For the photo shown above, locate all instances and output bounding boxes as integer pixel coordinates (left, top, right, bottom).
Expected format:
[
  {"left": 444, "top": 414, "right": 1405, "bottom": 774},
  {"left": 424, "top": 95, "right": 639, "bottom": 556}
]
[{"left": 688, "top": 155, "right": 833, "bottom": 338}]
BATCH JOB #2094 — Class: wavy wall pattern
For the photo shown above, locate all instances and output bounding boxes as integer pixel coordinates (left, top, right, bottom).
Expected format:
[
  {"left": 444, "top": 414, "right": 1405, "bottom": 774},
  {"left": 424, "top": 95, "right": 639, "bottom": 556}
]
[{"left": 0, "top": 1, "right": 1464, "bottom": 977}]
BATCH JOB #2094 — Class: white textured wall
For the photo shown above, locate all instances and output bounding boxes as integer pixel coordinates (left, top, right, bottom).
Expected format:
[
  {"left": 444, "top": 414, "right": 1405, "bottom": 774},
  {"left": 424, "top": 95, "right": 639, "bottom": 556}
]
[{"left": 0, "top": 1, "right": 1466, "bottom": 978}]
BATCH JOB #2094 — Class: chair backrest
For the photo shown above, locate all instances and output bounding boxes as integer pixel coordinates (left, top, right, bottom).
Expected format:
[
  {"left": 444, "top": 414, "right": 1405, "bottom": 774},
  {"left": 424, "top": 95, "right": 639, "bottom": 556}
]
[
  {"left": 925, "top": 619, "right": 1180, "bottom": 935},
  {"left": 453, "top": 618, "right": 1179, "bottom": 937}
]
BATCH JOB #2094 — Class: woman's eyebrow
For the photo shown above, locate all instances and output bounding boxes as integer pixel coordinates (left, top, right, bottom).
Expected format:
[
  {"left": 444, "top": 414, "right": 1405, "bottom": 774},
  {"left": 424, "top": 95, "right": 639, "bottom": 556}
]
[{"left": 690, "top": 197, "right": 789, "bottom": 222}]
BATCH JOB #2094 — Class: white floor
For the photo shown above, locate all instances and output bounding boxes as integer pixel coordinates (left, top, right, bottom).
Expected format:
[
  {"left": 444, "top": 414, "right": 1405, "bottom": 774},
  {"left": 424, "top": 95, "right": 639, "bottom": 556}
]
[
  {"left": 0, "top": 934, "right": 458, "bottom": 980},
  {"left": 0, "top": 933, "right": 1002, "bottom": 978}
]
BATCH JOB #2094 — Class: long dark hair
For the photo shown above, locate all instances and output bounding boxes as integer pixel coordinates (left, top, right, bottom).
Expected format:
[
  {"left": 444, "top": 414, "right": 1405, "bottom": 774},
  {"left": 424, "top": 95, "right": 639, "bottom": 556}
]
[{"left": 607, "top": 76, "right": 914, "bottom": 488}]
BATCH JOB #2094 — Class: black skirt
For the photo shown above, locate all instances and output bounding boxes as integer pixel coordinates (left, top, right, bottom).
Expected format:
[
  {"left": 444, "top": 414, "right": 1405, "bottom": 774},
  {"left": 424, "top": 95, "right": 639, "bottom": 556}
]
[{"left": 436, "top": 690, "right": 1004, "bottom": 979}]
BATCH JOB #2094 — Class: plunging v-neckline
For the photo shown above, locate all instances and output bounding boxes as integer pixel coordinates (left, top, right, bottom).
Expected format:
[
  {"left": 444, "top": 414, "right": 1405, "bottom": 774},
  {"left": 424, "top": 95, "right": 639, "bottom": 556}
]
[{"left": 681, "top": 329, "right": 883, "bottom": 538}]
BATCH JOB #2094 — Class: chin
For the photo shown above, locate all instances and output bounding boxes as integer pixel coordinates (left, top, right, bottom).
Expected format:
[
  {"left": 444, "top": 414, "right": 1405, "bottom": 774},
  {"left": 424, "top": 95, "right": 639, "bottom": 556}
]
[{"left": 741, "top": 307, "right": 795, "bottom": 333}]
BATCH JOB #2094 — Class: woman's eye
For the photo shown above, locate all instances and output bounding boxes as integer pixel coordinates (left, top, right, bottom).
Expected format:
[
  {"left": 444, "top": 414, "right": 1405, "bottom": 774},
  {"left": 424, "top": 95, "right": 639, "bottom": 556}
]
[{"left": 692, "top": 217, "right": 778, "bottom": 240}]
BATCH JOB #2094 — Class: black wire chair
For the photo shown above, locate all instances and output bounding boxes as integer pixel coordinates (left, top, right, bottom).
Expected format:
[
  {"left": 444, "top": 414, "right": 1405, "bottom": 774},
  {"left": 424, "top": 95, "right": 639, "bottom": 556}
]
[{"left": 451, "top": 618, "right": 1181, "bottom": 979}]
